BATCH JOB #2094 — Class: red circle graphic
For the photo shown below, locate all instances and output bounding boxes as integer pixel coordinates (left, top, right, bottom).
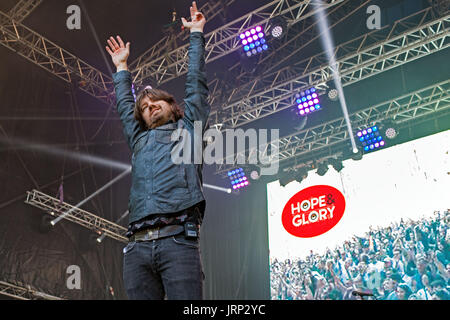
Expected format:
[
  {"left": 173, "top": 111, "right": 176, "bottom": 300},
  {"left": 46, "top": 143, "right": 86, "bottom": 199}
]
[{"left": 281, "top": 185, "right": 346, "bottom": 238}]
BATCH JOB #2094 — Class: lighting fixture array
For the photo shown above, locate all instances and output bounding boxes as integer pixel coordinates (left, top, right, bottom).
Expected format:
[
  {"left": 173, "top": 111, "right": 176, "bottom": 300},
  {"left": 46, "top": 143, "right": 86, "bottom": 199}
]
[
  {"left": 228, "top": 168, "right": 249, "bottom": 190},
  {"left": 295, "top": 88, "right": 321, "bottom": 116},
  {"left": 356, "top": 126, "right": 385, "bottom": 152},
  {"left": 239, "top": 26, "right": 268, "bottom": 57}
]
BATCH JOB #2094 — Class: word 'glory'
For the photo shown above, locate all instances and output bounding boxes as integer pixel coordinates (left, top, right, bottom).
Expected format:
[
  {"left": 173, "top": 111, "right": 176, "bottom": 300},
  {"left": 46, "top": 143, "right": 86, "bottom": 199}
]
[{"left": 290, "top": 195, "right": 335, "bottom": 227}]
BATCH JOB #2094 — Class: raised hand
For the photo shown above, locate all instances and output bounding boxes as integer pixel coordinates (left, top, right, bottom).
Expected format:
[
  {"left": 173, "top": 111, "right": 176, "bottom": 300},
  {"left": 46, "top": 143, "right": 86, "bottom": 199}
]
[
  {"left": 105, "top": 36, "right": 130, "bottom": 72},
  {"left": 181, "top": 1, "right": 206, "bottom": 33}
]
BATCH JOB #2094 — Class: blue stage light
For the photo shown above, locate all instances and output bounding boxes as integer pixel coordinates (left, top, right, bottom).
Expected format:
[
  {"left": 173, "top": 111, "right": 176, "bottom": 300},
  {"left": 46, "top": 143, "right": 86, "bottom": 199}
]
[
  {"left": 240, "top": 26, "right": 268, "bottom": 57},
  {"left": 228, "top": 168, "right": 249, "bottom": 190},
  {"left": 296, "top": 87, "right": 321, "bottom": 117},
  {"left": 356, "top": 125, "right": 386, "bottom": 153}
]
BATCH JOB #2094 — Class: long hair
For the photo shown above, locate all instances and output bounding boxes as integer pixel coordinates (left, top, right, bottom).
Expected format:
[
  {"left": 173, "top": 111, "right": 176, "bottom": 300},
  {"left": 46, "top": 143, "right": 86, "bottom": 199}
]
[{"left": 134, "top": 87, "right": 183, "bottom": 130}]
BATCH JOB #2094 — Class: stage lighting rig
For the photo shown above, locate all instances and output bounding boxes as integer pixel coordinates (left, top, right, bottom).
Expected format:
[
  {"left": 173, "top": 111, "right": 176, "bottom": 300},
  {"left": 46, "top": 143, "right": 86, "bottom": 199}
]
[
  {"left": 279, "top": 173, "right": 294, "bottom": 187},
  {"left": 356, "top": 125, "right": 386, "bottom": 153},
  {"left": 381, "top": 119, "right": 399, "bottom": 140},
  {"left": 328, "top": 88, "right": 338, "bottom": 101},
  {"left": 329, "top": 158, "right": 344, "bottom": 172},
  {"left": 295, "top": 87, "right": 321, "bottom": 116},
  {"left": 228, "top": 168, "right": 249, "bottom": 190},
  {"left": 247, "top": 164, "right": 261, "bottom": 181},
  {"left": 268, "top": 16, "right": 287, "bottom": 39},
  {"left": 351, "top": 148, "right": 363, "bottom": 161},
  {"left": 294, "top": 166, "right": 309, "bottom": 183},
  {"left": 239, "top": 26, "right": 268, "bottom": 57},
  {"left": 316, "top": 161, "right": 329, "bottom": 176}
]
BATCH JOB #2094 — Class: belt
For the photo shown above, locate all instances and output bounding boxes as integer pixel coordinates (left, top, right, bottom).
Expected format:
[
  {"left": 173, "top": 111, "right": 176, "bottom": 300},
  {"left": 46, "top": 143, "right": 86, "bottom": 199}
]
[{"left": 129, "top": 224, "right": 184, "bottom": 242}]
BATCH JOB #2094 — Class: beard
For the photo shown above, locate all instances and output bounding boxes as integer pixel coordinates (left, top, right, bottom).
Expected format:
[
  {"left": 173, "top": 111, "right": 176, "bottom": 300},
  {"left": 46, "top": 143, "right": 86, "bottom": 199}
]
[{"left": 147, "top": 110, "right": 172, "bottom": 129}]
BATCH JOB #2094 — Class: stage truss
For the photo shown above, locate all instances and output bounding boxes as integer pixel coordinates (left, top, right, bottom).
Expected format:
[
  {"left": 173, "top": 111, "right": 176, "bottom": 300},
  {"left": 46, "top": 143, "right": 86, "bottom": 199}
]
[
  {"left": 214, "top": 79, "right": 450, "bottom": 174},
  {"left": 0, "top": 280, "right": 63, "bottom": 300},
  {"left": 25, "top": 190, "right": 128, "bottom": 243},
  {"left": 0, "top": 0, "right": 448, "bottom": 297}
]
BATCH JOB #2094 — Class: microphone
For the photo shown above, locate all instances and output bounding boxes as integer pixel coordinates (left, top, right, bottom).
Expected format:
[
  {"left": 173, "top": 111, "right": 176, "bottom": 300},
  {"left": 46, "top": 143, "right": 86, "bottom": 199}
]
[{"left": 352, "top": 290, "right": 374, "bottom": 297}]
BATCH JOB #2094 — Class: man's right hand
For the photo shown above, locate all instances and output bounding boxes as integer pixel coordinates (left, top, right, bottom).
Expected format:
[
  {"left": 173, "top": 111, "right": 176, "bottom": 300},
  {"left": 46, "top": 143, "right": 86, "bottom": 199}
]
[{"left": 106, "top": 36, "right": 130, "bottom": 73}]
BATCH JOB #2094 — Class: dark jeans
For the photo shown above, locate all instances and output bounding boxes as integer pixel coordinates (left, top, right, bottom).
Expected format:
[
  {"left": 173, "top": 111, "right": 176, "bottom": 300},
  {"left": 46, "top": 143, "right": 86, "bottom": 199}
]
[{"left": 122, "top": 233, "right": 204, "bottom": 300}]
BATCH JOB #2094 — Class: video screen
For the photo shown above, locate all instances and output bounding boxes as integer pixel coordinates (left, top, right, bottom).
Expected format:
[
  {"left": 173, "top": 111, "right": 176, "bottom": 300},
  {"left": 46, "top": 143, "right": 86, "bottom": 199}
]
[{"left": 267, "top": 130, "right": 450, "bottom": 300}]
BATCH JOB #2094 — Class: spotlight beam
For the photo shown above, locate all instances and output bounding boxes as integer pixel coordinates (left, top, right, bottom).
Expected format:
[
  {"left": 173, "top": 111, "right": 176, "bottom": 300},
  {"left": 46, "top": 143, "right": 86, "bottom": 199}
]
[
  {"left": 312, "top": 0, "right": 358, "bottom": 154},
  {"left": 0, "top": 135, "right": 130, "bottom": 171},
  {"left": 203, "top": 183, "right": 232, "bottom": 194},
  {"left": 50, "top": 168, "right": 131, "bottom": 226}
]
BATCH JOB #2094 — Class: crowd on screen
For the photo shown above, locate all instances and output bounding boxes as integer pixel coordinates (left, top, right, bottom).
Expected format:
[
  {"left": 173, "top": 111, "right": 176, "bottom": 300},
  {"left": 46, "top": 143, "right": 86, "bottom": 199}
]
[{"left": 270, "top": 210, "right": 450, "bottom": 300}]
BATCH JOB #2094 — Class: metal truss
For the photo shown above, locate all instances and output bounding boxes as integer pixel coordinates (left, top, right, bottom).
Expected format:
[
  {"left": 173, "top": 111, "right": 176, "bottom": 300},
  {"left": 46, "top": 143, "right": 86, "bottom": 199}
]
[
  {"left": 211, "top": 0, "right": 370, "bottom": 107},
  {"left": 131, "top": 0, "right": 343, "bottom": 86},
  {"left": 0, "top": 10, "right": 114, "bottom": 106},
  {"left": 208, "top": 7, "right": 450, "bottom": 129},
  {"left": 7, "top": 0, "right": 42, "bottom": 23},
  {"left": 129, "top": 0, "right": 236, "bottom": 72},
  {"left": 25, "top": 190, "right": 128, "bottom": 243},
  {"left": 215, "top": 79, "right": 450, "bottom": 174},
  {"left": 0, "top": 280, "right": 63, "bottom": 300}
]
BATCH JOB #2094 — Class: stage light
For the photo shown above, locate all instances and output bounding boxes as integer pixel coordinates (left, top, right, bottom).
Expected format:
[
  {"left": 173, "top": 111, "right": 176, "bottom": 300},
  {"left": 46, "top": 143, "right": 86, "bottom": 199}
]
[
  {"left": 228, "top": 168, "right": 249, "bottom": 190},
  {"left": 248, "top": 164, "right": 261, "bottom": 180},
  {"left": 239, "top": 26, "right": 267, "bottom": 57},
  {"left": 316, "top": 162, "right": 329, "bottom": 176},
  {"left": 279, "top": 173, "right": 294, "bottom": 187},
  {"left": 328, "top": 88, "right": 338, "bottom": 101},
  {"left": 268, "top": 16, "right": 287, "bottom": 39},
  {"left": 382, "top": 119, "right": 398, "bottom": 140},
  {"left": 356, "top": 125, "right": 386, "bottom": 153},
  {"left": 271, "top": 26, "right": 283, "bottom": 38},
  {"left": 294, "top": 167, "right": 309, "bottom": 183},
  {"left": 352, "top": 148, "right": 363, "bottom": 161},
  {"left": 385, "top": 127, "right": 397, "bottom": 139},
  {"left": 329, "top": 158, "right": 344, "bottom": 172},
  {"left": 296, "top": 87, "right": 320, "bottom": 116}
]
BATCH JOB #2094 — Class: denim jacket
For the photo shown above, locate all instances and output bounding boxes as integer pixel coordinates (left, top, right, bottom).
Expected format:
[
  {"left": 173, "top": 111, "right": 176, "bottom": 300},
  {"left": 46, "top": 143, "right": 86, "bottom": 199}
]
[{"left": 112, "top": 32, "right": 210, "bottom": 224}]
